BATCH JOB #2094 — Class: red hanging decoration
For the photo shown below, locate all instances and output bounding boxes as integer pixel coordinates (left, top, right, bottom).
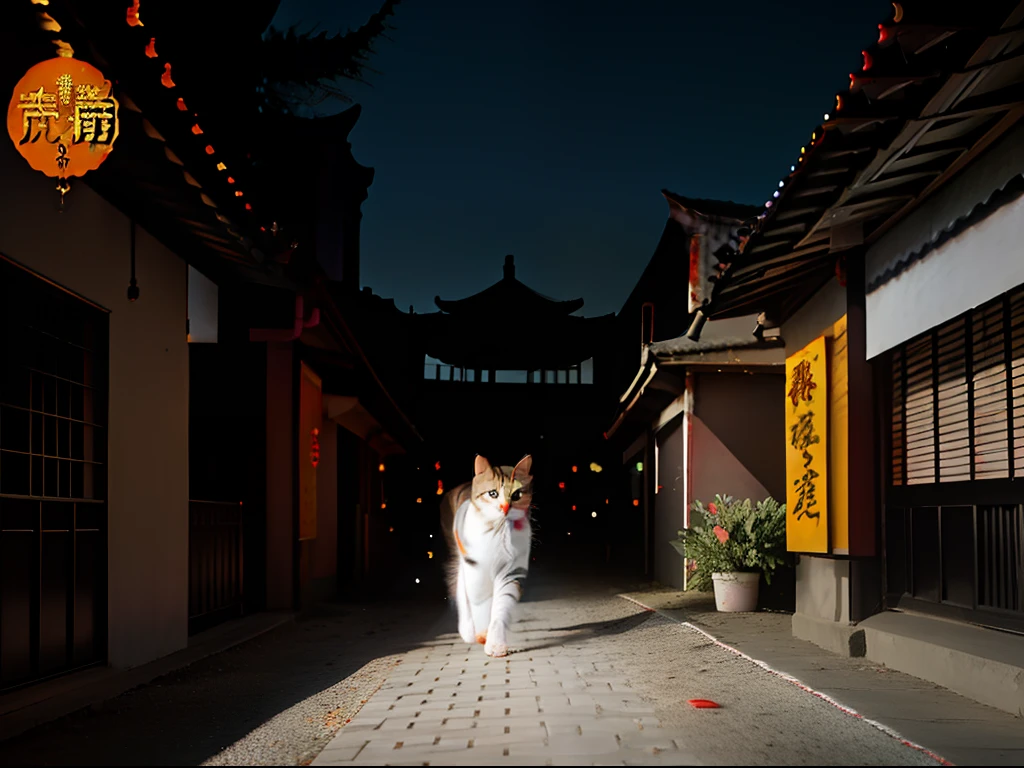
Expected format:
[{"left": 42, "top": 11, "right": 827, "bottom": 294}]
[
  {"left": 126, "top": 0, "right": 143, "bottom": 27},
  {"left": 309, "top": 427, "right": 320, "bottom": 468}
]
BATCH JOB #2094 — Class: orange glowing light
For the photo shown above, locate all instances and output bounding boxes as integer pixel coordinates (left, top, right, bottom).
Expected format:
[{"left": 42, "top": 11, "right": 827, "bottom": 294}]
[
  {"left": 878, "top": 24, "right": 890, "bottom": 43},
  {"left": 7, "top": 57, "right": 120, "bottom": 181},
  {"left": 227, "top": 176, "right": 235, "bottom": 184},
  {"left": 605, "top": 498, "right": 609, "bottom": 504},
  {"left": 862, "top": 50, "right": 873, "bottom": 72},
  {"left": 161, "top": 62, "right": 175, "bottom": 88},
  {"left": 893, "top": 2, "right": 903, "bottom": 23},
  {"left": 204, "top": 145, "right": 214, "bottom": 155},
  {"left": 378, "top": 463, "right": 386, "bottom": 472},
  {"left": 435, "top": 461, "right": 441, "bottom": 471},
  {"left": 427, "top": 551, "right": 434, "bottom": 559},
  {"left": 558, "top": 482, "right": 565, "bottom": 490},
  {"left": 175, "top": 97, "right": 187, "bottom": 111},
  {"left": 309, "top": 427, "right": 320, "bottom": 468},
  {"left": 216, "top": 162, "right": 226, "bottom": 171},
  {"left": 145, "top": 38, "right": 157, "bottom": 58},
  {"left": 572, "top": 505, "right": 576, "bottom": 511},
  {"left": 416, "top": 497, "right": 422, "bottom": 504},
  {"left": 126, "top": 0, "right": 143, "bottom": 27},
  {"left": 381, "top": 503, "right": 387, "bottom": 510},
  {"left": 436, "top": 487, "right": 443, "bottom": 496},
  {"left": 571, "top": 465, "right": 577, "bottom": 473},
  {"left": 389, "top": 526, "right": 394, "bottom": 532},
  {"left": 633, "top": 499, "right": 639, "bottom": 507},
  {"left": 191, "top": 124, "right": 203, "bottom": 135},
  {"left": 234, "top": 190, "right": 243, "bottom": 197},
  {"left": 244, "top": 203, "right": 252, "bottom": 211}
]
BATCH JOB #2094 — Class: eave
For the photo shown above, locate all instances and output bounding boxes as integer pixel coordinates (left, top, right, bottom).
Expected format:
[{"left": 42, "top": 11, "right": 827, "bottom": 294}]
[{"left": 701, "top": 0, "right": 1024, "bottom": 326}]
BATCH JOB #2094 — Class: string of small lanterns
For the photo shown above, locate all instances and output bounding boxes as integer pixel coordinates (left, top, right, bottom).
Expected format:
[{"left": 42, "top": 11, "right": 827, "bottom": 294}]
[
  {"left": 123, "top": 1, "right": 258, "bottom": 227},
  {"left": 762, "top": 2, "right": 901, "bottom": 218}
]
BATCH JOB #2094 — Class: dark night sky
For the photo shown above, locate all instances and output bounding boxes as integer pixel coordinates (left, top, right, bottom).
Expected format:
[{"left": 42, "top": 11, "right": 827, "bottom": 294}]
[{"left": 271, "top": 0, "right": 890, "bottom": 318}]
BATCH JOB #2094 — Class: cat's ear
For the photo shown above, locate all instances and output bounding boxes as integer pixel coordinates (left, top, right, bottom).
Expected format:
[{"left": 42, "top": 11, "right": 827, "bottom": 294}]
[
  {"left": 513, "top": 454, "right": 532, "bottom": 479},
  {"left": 474, "top": 455, "right": 492, "bottom": 476}
]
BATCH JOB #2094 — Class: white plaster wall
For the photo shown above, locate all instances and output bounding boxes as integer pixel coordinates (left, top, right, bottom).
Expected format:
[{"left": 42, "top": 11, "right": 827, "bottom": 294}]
[
  {"left": 865, "top": 193, "right": 1024, "bottom": 358},
  {"left": 864, "top": 121, "right": 1024, "bottom": 359},
  {"left": 0, "top": 146, "right": 189, "bottom": 669},
  {"left": 187, "top": 266, "right": 218, "bottom": 344}
]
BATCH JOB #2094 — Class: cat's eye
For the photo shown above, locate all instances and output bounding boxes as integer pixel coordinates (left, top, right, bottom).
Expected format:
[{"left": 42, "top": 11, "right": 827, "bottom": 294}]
[
  {"left": 511, "top": 490, "right": 522, "bottom": 502},
  {"left": 488, "top": 490, "right": 499, "bottom": 499}
]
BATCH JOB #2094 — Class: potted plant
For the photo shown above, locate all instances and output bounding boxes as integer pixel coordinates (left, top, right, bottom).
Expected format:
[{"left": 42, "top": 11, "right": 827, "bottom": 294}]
[{"left": 669, "top": 494, "right": 788, "bottom": 612}]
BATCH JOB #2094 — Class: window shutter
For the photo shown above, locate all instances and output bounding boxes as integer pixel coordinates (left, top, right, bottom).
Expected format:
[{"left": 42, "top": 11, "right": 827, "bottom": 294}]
[
  {"left": 891, "top": 348, "right": 905, "bottom": 486},
  {"left": 905, "top": 335, "right": 936, "bottom": 485},
  {"left": 937, "top": 318, "right": 969, "bottom": 482},
  {"left": 972, "top": 301, "right": 1009, "bottom": 480},
  {"left": 889, "top": 285, "right": 1024, "bottom": 488},
  {"left": 1012, "top": 288, "right": 1024, "bottom": 474}
]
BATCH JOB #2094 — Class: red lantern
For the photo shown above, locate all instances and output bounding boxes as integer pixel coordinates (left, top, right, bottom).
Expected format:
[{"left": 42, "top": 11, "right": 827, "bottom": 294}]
[{"left": 7, "top": 55, "right": 120, "bottom": 197}]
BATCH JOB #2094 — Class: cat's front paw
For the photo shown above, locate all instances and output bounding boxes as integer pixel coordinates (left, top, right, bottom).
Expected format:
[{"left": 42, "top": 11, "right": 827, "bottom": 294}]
[
  {"left": 484, "top": 625, "right": 508, "bottom": 657},
  {"left": 458, "top": 616, "right": 476, "bottom": 645}
]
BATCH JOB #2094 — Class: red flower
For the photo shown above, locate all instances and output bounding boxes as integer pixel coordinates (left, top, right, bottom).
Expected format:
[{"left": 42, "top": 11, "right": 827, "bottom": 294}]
[
  {"left": 708, "top": 502, "right": 718, "bottom": 515},
  {"left": 713, "top": 525, "right": 729, "bottom": 544}
]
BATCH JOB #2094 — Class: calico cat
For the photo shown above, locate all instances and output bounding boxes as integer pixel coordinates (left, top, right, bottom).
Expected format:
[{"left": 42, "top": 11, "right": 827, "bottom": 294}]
[{"left": 440, "top": 454, "right": 533, "bottom": 658}]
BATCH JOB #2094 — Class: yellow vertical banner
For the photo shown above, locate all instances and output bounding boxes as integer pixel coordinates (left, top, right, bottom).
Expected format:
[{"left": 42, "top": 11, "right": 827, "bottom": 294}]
[
  {"left": 299, "top": 363, "right": 322, "bottom": 541},
  {"left": 829, "top": 316, "right": 850, "bottom": 554},
  {"left": 786, "top": 335, "right": 829, "bottom": 553}
]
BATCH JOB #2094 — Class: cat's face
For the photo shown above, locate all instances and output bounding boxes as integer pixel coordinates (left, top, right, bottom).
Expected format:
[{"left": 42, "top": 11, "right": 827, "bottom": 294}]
[{"left": 470, "top": 454, "right": 533, "bottom": 525}]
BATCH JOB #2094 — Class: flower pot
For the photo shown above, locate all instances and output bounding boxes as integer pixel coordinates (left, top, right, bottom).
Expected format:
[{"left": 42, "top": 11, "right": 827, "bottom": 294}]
[{"left": 711, "top": 572, "right": 759, "bottom": 612}]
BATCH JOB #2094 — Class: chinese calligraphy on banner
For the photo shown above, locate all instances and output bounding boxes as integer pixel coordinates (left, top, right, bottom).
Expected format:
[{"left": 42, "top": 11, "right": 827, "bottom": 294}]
[
  {"left": 786, "top": 335, "right": 829, "bottom": 553},
  {"left": 6, "top": 56, "right": 119, "bottom": 191}
]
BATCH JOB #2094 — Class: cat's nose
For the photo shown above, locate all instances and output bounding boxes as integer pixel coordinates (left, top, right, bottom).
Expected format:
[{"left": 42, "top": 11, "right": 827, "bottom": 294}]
[{"left": 500, "top": 502, "right": 510, "bottom": 515}]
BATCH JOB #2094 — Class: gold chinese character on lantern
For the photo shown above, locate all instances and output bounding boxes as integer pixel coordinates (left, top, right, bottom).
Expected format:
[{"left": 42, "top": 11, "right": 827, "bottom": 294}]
[{"left": 6, "top": 56, "right": 120, "bottom": 199}]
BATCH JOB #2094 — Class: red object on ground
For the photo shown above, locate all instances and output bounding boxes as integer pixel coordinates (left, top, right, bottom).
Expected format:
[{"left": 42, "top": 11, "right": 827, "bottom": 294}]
[{"left": 687, "top": 699, "right": 720, "bottom": 709}]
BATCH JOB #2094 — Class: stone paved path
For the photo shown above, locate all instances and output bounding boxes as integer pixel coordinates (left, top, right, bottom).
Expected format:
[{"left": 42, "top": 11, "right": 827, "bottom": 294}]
[
  {"left": 313, "top": 609, "right": 700, "bottom": 766},
  {"left": 312, "top": 561, "right": 946, "bottom": 767}
]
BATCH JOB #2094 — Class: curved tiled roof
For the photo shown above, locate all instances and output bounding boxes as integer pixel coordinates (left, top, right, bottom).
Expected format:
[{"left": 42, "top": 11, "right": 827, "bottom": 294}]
[
  {"left": 661, "top": 190, "right": 762, "bottom": 223},
  {"left": 434, "top": 254, "right": 585, "bottom": 317}
]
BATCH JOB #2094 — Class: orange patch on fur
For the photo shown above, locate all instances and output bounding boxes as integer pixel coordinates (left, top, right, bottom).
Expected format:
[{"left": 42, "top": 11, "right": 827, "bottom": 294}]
[
  {"left": 476, "top": 633, "right": 487, "bottom": 645},
  {"left": 454, "top": 529, "right": 467, "bottom": 556}
]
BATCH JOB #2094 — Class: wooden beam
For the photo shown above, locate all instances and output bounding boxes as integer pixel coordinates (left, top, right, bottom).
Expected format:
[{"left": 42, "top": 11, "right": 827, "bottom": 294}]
[{"left": 866, "top": 105, "right": 1024, "bottom": 246}]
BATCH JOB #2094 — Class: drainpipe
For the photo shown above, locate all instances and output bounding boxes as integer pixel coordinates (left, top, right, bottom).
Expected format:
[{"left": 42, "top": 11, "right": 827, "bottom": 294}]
[{"left": 249, "top": 295, "right": 320, "bottom": 342}]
